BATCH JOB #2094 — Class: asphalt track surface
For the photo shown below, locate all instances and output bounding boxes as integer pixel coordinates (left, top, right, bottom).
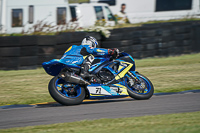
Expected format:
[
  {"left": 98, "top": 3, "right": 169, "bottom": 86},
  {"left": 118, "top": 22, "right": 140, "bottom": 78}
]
[{"left": 0, "top": 91, "right": 200, "bottom": 129}]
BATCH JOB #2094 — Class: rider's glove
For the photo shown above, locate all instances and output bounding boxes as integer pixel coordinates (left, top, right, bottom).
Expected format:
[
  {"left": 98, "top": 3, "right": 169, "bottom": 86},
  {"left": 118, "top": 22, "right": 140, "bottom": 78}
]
[{"left": 108, "top": 48, "right": 119, "bottom": 59}]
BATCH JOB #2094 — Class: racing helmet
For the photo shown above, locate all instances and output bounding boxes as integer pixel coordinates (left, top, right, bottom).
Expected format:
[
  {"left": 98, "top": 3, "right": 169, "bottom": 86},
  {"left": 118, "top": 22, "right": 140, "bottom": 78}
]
[{"left": 81, "top": 36, "right": 98, "bottom": 48}]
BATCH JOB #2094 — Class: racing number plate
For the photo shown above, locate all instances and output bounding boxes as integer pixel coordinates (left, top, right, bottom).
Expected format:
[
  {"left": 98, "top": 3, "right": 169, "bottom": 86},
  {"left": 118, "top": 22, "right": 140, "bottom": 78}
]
[{"left": 87, "top": 86, "right": 111, "bottom": 95}]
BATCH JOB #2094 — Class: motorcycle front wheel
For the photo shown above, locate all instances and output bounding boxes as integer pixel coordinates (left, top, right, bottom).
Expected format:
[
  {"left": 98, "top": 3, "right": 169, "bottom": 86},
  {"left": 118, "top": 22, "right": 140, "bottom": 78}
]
[
  {"left": 125, "top": 72, "right": 154, "bottom": 100},
  {"left": 48, "top": 76, "right": 85, "bottom": 105}
]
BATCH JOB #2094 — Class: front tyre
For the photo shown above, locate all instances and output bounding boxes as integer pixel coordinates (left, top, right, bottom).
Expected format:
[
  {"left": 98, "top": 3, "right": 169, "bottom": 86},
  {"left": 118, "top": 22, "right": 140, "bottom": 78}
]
[
  {"left": 125, "top": 73, "right": 154, "bottom": 100},
  {"left": 48, "top": 76, "right": 85, "bottom": 105}
]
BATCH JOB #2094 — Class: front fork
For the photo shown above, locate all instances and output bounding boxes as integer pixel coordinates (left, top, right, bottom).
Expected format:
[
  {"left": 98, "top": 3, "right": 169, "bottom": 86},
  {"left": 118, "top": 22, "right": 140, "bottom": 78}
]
[{"left": 127, "top": 71, "right": 141, "bottom": 84}]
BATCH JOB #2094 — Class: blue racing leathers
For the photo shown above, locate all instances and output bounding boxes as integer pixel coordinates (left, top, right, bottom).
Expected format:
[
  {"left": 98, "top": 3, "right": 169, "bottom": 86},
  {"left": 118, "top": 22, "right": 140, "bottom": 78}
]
[{"left": 60, "top": 45, "right": 109, "bottom": 65}]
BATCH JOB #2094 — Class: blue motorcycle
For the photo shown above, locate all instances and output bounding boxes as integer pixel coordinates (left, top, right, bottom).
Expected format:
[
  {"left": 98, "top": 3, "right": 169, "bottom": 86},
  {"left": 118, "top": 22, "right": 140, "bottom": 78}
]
[{"left": 42, "top": 52, "right": 154, "bottom": 105}]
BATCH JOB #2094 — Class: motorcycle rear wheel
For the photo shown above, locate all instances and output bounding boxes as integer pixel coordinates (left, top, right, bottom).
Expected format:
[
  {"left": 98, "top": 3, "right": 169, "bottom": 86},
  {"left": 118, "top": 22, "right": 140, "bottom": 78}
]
[
  {"left": 48, "top": 76, "right": 85, "bottom": 105},
  {"left": 125, "top": 72, "right": 154, "bottom": 100}
]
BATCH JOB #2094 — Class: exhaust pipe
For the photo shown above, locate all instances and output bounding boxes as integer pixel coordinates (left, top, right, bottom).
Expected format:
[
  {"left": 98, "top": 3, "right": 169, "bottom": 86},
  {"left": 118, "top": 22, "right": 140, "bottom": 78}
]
[{"left": 60, "top": 72, "right": 90, "bottom": 85}]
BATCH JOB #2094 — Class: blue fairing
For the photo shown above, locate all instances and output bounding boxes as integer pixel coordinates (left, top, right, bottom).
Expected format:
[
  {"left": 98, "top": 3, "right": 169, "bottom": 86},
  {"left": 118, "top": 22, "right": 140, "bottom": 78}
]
[
  {"left": 42, "top": 59, "right": 81, "bottom": 76},
  {"left": 117, "top": 52, "right": 135, "bottom": 71},
  {"left": 43, "top": 50, "right": 154, "bottom": 100}
]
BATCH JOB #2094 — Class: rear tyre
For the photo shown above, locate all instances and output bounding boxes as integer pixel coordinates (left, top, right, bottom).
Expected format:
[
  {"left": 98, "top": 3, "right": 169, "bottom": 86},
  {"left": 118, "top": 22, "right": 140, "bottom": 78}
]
[
  {"left": 48, "top": 76, "right": 85, "bottom": 105},
  {"left": 125, "top": 73, "right": 154, "bottom": 100}
]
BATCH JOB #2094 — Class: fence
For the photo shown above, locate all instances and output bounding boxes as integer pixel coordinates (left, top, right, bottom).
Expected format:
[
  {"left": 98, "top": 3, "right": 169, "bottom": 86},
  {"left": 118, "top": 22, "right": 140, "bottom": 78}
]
[
  {"left": 0, "top": 20, "right": 200, "bottom": 70},
  {"left": 102, "top": 21, "right": 200, "bottom": 58}
]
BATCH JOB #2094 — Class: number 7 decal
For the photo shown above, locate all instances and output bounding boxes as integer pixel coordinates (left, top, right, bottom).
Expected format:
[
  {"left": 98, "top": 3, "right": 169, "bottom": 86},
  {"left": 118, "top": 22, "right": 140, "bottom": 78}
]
[{"left": 96, "top": 88, "right": 101, "bottom": 94}]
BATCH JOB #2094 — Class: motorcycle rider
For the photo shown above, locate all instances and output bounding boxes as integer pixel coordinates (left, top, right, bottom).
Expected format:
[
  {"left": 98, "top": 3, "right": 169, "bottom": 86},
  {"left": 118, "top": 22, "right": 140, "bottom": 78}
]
[{"left": 61, "top": 36, "right": 119, "bottom": 79}]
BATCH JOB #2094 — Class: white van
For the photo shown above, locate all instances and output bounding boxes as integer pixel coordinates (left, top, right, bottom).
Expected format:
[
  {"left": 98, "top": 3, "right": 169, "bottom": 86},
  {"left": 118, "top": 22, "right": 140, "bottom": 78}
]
[
  {"left": 69, "top": 3, "right": 115, "bottom": 27},
  {"left": 0, "top": 0, "right": 71, "bottom": 34},
  {"left": 90, "top": 0, "right": 200, "bottom": 23}
]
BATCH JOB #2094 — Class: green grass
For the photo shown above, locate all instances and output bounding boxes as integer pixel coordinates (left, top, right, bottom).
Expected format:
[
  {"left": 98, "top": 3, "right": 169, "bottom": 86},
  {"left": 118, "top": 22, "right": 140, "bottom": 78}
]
[
  {"left": 0, "top": 68, "right": 53, "bottom": 105},
  {"left": 136, "top": 54, "right": 200, "bottom": 93},
  {"left": 69, "top": 0, "right": 89, "bottom": 3},
  {"left": 0, "top": 53, "right": 200, "bottom": 106},
  {"left": 1, "top": 111, "right": 200, "bottom": 133}
]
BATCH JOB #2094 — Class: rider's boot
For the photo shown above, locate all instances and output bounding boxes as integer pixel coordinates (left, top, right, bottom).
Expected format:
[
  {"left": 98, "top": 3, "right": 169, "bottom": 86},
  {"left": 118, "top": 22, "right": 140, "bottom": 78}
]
[
  {"left": 80, "top": 55, "right": 94, "bottom": 79},
  {"left": 80, "top": 62, "right": 91, "bottom": 79},
  {"left": 80, "top": 55, "right": 100, "bottom": 83}
]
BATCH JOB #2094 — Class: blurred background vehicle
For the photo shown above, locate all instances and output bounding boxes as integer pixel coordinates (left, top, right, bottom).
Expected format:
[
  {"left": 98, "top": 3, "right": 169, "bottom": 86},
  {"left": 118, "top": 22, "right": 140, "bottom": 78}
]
[
  {"left": 69, "top": 3, "right": 115, "bottom": 27},
  {"left": 0, "top": 0, "right": 71, "bottom": 34},
  {"left": 0, "top": 0, "right": 115, "bottom": 34},
  {"left": 1, "top": 0, "right": 200, "bottom": 34}
]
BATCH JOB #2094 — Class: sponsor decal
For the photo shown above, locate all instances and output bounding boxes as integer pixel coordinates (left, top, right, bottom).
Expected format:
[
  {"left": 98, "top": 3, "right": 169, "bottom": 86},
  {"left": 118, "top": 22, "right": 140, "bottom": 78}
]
[
  {"left": 110, "top": 87, "right": 123, "bottom": 93},
  {"left": 72, "top": 61, "right": 78, "bottom": 64},
  {"left": 97, "top": 49, "right": 103, "bottom": 52},
  {"left": 120, "top": 62, "right": 127, "bottom": 67}
]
